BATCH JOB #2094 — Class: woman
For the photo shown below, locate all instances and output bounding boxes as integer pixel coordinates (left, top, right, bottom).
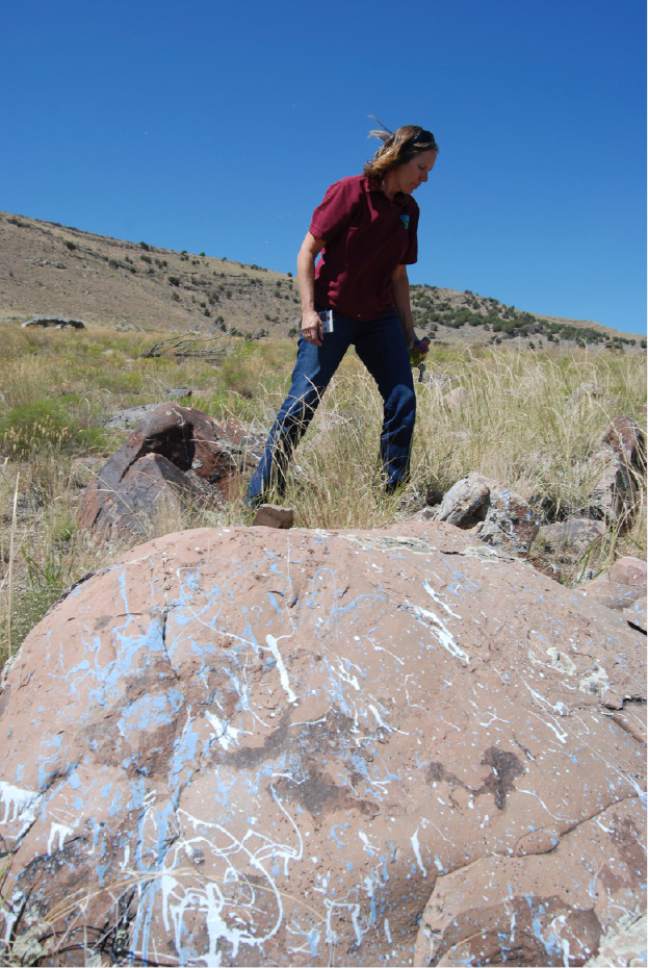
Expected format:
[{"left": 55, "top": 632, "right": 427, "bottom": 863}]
[{"left": 247, "top": 124, "right": 438, "bottom": 507}]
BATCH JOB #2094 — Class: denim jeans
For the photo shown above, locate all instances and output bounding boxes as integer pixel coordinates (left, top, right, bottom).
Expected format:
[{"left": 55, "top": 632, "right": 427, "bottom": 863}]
[{"left": 247, "top": 311, "right": 416, "bottom": 503}]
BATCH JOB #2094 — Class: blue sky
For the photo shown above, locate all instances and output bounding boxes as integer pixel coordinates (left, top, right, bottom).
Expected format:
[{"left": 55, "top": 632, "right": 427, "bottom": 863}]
[{"left": 2, "top": 0, "right": 645, "bottom": 333}]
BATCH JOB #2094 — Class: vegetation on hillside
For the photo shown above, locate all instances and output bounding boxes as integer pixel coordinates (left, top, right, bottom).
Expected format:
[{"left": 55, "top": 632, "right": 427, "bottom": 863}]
[
  {"left": 1, "top": 212, "right": 643, "bottom": 349},
  {"left": 0, "top": 325, "right": 644, "bottom": 670},
  {"left": 410, "top": 285, "right": 642, "bottom": 349}
]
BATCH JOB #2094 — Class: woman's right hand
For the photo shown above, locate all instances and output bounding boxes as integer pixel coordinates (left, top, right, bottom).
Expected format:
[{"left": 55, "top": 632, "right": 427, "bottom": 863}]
[
  {"left": 409, "top": 336, "right": 430, "bottom": 365},
  {"left": 301, "top": 309, "right": 323, "bottom": 346}
]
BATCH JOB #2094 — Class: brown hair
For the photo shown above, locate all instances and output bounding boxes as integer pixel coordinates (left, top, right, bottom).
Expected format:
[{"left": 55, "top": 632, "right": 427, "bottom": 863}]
[{"left": 363, "top": 124, "right": 438, "bottom": 181}]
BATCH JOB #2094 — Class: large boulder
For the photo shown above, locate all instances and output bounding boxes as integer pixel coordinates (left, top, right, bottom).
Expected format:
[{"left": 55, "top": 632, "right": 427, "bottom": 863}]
[
  {"left": 79, "top": 405, "right": 264, "bottom": 535},
  {"left": 0, "top": 520, "right": 645, "bottom": 966}
]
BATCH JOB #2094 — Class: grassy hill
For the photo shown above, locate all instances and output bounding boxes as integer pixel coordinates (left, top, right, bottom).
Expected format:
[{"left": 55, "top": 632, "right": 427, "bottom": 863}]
[{"left": 0, "top": 210, "right": 643, "bottom": 350}]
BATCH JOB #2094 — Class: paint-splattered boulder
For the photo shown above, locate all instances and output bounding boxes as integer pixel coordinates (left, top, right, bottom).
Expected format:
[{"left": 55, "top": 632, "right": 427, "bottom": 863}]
[{"left": 0, "top": 520, "right": 645, "bottom": 966}]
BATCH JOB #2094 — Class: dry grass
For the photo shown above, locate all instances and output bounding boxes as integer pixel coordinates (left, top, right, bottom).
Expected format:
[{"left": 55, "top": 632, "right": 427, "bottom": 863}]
[{"left": 0, "top": 325, "right": 645, "bottom": 669}]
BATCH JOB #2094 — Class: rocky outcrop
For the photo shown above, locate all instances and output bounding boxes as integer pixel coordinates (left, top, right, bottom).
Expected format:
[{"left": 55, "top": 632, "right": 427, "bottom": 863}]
[
  {"left": 21, "top": 315, "right": 86, "bottom": 329},
  {"left": 79, "top": 404, "right": 263, "bottom": 535},
  {"left": 434, "top": 472, "right": 541, "bottom": 555},
  {"left": 0, "top": 519, "right": 644, "bottom": 966}
]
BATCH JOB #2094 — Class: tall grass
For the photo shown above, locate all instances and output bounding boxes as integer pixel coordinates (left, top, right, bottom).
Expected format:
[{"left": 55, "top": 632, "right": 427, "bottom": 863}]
[{"left": 0, "top": 325, "right": 645, "bottom": 668}]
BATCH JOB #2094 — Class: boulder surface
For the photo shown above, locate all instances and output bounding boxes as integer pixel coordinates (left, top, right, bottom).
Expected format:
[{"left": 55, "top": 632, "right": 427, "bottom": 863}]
[{"left": 0, "top": 520, "right": 645, "bottom": 966}]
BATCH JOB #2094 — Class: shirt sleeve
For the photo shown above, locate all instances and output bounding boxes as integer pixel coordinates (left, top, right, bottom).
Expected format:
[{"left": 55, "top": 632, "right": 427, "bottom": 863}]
[
  {"left": 403, "top": 201, "right": 420, "bottom": 265},
  {"left": 309, "top": 178, "right": 363, "bottom": 242}
]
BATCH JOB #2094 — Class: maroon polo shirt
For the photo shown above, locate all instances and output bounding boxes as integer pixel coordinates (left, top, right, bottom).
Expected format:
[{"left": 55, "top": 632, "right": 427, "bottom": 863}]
[{"left": 309, "top": 175, "right": 420, "bottom": 321}]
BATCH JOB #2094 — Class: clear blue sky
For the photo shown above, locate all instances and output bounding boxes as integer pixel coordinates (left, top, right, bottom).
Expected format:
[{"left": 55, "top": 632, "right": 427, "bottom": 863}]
[{"left": 2, "top": 0, "right": 645, "bottom": 333}]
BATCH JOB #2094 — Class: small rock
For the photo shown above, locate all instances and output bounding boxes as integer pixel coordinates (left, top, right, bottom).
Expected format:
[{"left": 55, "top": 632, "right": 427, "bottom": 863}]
[
  {"left": 579, "top": 556, "right": 646, "bottom": 632},
  {"left": 477, "top": 483, "right": 541, "bottom": 556},
  {"left": 251, "top": 504, "right": 294, "bottom": 529},
  {"left": 608, "top": 556, "right": 647, "bottom": 587},
  {"left": 436, "top": 474, "right": 540, "bottom": 555},
  {"left": 531, "top": 517, "right": 606, "bottom": 581},
  {"left": 104, "top": 404, "right": 160, "bottom": 431},
  {"left": 436, "top": 473, "right": 490, "bottom": 528}
]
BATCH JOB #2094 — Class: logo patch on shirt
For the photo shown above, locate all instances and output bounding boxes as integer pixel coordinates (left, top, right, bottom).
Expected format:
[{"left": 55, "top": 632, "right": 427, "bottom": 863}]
[{"left": 400, "top": 213, "right": 410, "bottom": 229}]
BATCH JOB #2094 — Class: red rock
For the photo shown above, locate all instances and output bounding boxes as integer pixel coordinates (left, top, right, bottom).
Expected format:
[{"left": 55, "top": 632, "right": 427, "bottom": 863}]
[
  {"left": 79, "top": 405, "right": 264, "bottom": 533},
  {"left": 603, "top": 416, "right": 646, "bottom": 471},
  {"left": 579, "top": 555, "right": 647, "bottom": 634},
  {"left": 588, "top": 417, "right": 646, "bottom": 528},
  {"left": 608, "top": 556, "right": 647, "bottom": 588},
  {"left": 0, "top": 519, "right": 644, "bottom": 966}
]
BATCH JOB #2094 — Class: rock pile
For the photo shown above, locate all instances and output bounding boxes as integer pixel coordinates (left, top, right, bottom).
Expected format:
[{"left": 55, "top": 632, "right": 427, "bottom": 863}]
[
  {"left": 432, "top": 472, "right": 540, "bottom": 556},
  {"left": 429, "top": 416, "right": 645, "bottom": 581},
  {"left": 0, "top": 518, "right": 644, "bottom": 966}
]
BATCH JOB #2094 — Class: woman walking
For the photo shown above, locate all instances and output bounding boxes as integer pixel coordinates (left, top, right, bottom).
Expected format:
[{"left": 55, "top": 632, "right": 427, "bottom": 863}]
[{"left": 247, "top": 124, "right": 438, "bottom": 508}]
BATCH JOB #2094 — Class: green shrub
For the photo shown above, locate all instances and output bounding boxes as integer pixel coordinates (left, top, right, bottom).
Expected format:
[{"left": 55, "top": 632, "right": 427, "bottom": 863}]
[{"left": 0, "top": 400, "right": 107, "bottom": 458}]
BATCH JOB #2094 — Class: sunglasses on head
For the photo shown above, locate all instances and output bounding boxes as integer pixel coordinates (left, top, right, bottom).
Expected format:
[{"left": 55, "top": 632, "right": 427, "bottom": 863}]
[{"left": 411, "top": 128, "right": 436, "bottom": 145}]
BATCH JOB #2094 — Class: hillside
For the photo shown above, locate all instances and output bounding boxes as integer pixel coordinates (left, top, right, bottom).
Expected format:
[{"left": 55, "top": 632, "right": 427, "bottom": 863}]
[{"left": 0, "top": 210, "right": 642, "bottom": 350}]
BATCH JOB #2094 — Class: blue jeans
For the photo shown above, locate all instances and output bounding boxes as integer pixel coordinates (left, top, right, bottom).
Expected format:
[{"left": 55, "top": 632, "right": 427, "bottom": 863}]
[{"left": 247, "top": 311, "right": 416, "bottom": 503}]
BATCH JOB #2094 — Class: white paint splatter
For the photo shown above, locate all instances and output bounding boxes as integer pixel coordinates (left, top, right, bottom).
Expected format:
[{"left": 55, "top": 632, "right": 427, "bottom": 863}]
[
  {"left": 265, "top": 634, "right": 297, "bottom": 704},
  {"left": 517, "top": 788, "right": 576, "bottom": 823},
  {"left": 407, "top": 603, "right": 470, "bottom": 666},
  {"left": 368, "top": 704, "right": 392, "bottom": 732},
  {"left": 523, "top": 685, "right": 569, "bottom": 744},
  {"left": 410, "top": 826, "right": 427, "bottom": 876},
  {"left": 358, "top": 830, "right": 379, "bottom": 855},
  {"left": 1, "top": 889, "right": 25, "bottom": 945},
  {"left": 578, "top": 664, "right": 609, "bottom": 696},
  {"left": 0, "top": 781, "right": 40, "bottom": 840},
  {"left": 47, "top": 821, "right": 73, "bottom": 855},
  {"left": 336, "top": 658, "right": 360, "bottom": 691},
  {"left": 205, "top": 711, "right": 246, "bottom": 751},
  {"left": 423, "top": 580, "right": 461, "bottom": 618}
]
